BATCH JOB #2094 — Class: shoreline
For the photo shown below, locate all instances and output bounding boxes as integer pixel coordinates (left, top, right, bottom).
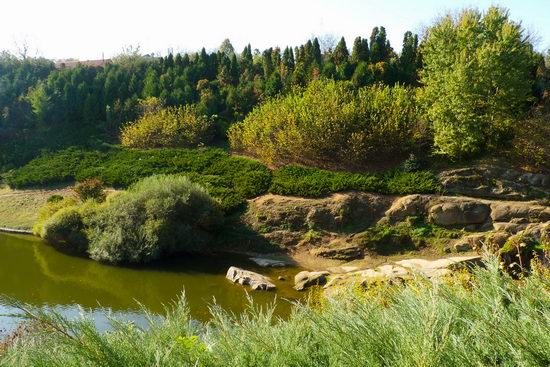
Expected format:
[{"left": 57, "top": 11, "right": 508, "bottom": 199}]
[{"left": 0, "top": 227, "right": 33, "bottom": 235}]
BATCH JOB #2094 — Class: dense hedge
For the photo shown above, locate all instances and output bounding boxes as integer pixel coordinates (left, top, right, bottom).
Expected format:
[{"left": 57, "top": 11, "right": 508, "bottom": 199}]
[
  {"left": 229, "top": 79, "right": 421, "bottom": 168},
  {"left": 270, "top": 165, "right": 440, "bottom": 197},
  {"left": 5, "top": 147, "right": 271, "bottom": 211}
]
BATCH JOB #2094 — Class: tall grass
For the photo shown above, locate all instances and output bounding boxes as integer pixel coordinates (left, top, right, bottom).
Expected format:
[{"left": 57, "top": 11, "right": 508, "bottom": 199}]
[{"left": 2, "top": 257, "right": 549, "bottom": 366}]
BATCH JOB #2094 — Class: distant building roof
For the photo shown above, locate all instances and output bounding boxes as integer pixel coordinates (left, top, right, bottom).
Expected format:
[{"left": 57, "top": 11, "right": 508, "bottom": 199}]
[{"left": 55, "top": 59, "right": 111, "bottom": 69}]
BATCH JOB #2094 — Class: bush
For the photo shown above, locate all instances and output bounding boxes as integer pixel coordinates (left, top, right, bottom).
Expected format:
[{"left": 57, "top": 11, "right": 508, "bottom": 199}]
[
  {"left": 73, "top": 178, "right": 106, "bottom": 202},
  {"left": 120, "top": 104, "right": 214, "bottom": 148},
  {"left": 229, "top": 79, "right": 420, "bottom": 168},
  {"left": 46, "top": 194, "right": 64, "bottom": 203},
  {"left": 35, "top": 175, "right": 222, "bottom": 264},
  {"left": 87, "top": 175, "right": 222, "bottom": 263},
  {"left": 510, "top": 109, "right": 550, "bottom": 171},
  {"left": 270, "top": 165, "right": 440, "bottom": 197}
]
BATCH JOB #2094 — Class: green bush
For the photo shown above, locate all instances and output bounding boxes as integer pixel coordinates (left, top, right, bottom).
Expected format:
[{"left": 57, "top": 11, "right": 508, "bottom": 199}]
[
  {"left": 270, "top": 165, "right": 440, "bottom": 197},
  {"left": 120, "top": 104, "right": 214, "bottom": 148},
  {"left": 35, "top": 175, "right": 223, "bottom": 264},
  {"left": 86, "top": 175, "right": 222, "bottom": 263},
  {"left": 40, "top": 206, "right": 88, "bottom": 252},
  {"left": 229, "top": 79, "right": 421, "bottom": 168}
]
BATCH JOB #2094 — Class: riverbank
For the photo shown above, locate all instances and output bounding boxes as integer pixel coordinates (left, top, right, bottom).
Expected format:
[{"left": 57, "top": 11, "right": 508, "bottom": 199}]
[{"left": 1, "top": 256, "right": 549, "bottom": 366}]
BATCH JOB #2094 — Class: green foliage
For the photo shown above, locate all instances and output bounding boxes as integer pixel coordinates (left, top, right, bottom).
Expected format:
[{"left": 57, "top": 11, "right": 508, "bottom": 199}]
[
  {"left": 229, "top": 79, "right": 420, "bottom": 169},
  {"left": 421, "top": 7, "right": 534, "bottom": 159},
  {"left": 3, "top": 259, "right": 550, "bottom": 366},
  {"left": 46, "top": 194, "right": 64, "bottom": 203},
  {"left": 6, "top": 147, "right": 272, "bottom": 211},
  {"left": 270, "top": 165, "right": 440, "bottom": 197},
  {"left": 86, "top": 175, "right": 222, "bottom": 263},
  {"left": 510, "top": 108, "right": 550, "bottom": 171},
  {"left": 34, "top": 175, "right": 222, "bottom": 263},
  {"left": 73, "top": 178, "right": 106, "bottom": 202},
  {"left": 120, "top": 104, "right": 214, "bottom": 148},
  {"left": 270, "top": 165, "right": 383, "bottom": 197}
]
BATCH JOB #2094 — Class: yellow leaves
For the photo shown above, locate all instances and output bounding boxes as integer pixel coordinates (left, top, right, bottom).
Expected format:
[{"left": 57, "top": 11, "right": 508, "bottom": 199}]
[{"left": 121, "top": 104, "right": 213, "bottom": 148}]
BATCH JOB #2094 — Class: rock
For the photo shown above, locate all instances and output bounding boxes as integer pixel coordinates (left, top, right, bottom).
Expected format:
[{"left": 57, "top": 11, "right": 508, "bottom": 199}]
[
  {"left": 249, "top": 257, "right": 290, "bottom": 267},
  {"left": 294, "top": 271, "right": 330, "bottom": 291},
  {"left": 490, "top": 202, "right": 550, "bottom": 223},
  {"left": 454, "top": 241, "right": 472, "bottom": 252},
  {"left": 309, "top": 241, "right": 363, "bottom": 260},
  {"left": 428, "top": 201, "right": 490, "bottom": 226},
  {"left": 226, "top": 266, "right": 276, "bottom": 291},
  {"left": 493, "top": 222, "right": 525, "bottom": 233},
  {"left": 396, "top": 256, "right": 482, "bottom": 275},
  {"left": 383, "top": 195, "right": 430, "bottom": 224}
]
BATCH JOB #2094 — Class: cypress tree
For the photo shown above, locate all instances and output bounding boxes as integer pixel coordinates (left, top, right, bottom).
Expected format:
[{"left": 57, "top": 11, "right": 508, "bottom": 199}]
[{"left": 332, "top": 37, "right": 349, "bottom": 66}]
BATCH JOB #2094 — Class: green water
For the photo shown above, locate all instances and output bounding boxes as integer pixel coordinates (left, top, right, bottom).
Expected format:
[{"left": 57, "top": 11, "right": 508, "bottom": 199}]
[{"left": 0, "top": 233, "right": 304, "bottom": 336}]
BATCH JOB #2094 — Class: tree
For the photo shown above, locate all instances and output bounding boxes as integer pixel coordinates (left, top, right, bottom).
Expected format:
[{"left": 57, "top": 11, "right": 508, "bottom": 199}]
[
  {"left": 332, "top": 37, "right": 349, "bottom": 66},
  {"left": 351, "top": 37, "right": 369, "bottom": 64},
  {"left": 370, "top": 27, "right": 392, "bottom": 63},
  {"left": 219, "top": 39, "right": 235, "bottom": 58},
  {"left": 421, "top": 7, "right": 534, "bottom": 159},
  {"left": 398, "top": 31, "right": 419, "bottom": 85}
]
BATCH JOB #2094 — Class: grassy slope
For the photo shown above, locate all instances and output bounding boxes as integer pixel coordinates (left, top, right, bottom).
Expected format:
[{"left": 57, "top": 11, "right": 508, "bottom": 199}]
[{"left": 0, "top": 187, "right": 75, "bottom": 230}]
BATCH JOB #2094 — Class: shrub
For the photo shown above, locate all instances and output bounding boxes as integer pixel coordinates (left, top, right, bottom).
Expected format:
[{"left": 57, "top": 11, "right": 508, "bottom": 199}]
[
  {"left": 229, "top": 79, "right": 420, "bottom": 168},
  {"left": 40, "top": 206, "right": 88, "bottom": 252},
  {"left": 73, "top": 178, "right": 106, "bottom": 202},
  {"left": 510, "top": 109, "right": 550, "bottom": 171},
  {"left": 87, "top": 175, "right": 222, "bottom": 263},
  {"left": 121, "top": 104, "right": 214, "bottom": 148},
  {"left": 270, "top": 165, "right": 440, "bottom": 197},
  {"left": 35, "top": 175, "right": 223, "bottom": 264},
  {"left": 46, "top": 194, "right": 64, "bottom": 203}
]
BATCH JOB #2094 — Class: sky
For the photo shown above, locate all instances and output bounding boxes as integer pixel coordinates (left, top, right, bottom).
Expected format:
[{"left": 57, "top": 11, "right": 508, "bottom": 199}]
[{"left": 1, "top": 0, "right": 549, "bottom": 60}]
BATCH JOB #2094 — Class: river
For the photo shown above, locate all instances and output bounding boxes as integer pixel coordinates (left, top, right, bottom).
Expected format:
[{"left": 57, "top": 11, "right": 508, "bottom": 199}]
[{"left": 0, "top": 233, "right": 305, "bottom": 338}]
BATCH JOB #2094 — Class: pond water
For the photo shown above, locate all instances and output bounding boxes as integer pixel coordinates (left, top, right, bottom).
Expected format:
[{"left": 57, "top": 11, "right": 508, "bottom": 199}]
[{"left": 0, "top": 233, "right": 305, "bottom": 338}]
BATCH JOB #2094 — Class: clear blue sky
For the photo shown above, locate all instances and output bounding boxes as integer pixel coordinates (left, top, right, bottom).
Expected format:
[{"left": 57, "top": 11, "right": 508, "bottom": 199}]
[{"left": 1, "top": 0, "right": 548, "bottom": 60}]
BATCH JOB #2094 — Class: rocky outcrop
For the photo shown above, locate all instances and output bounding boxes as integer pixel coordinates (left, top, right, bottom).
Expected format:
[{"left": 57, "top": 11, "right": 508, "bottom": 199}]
[
  {"left": 300, "top": 256, "right": 483, "bottom": 292},
  {"left": 244, "top": 189, "right": 549, "bottom": 261},
  {"left": 428, "top": 201, "right": 490, "bottom": 226},
  {"left": 438, "top": 165, "right": 550, "bottom": 200},
  {"left": 226, "top": 266, "right": 276, "bottom": 291},
  {"left": 246, "top": 193, "right": 392, "bottom": 234}
]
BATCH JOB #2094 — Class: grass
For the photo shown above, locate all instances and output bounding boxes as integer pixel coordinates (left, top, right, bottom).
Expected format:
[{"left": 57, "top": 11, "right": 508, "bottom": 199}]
[
  {"left": 0, "top": 188, "right": 75, "bottom": 230},
  {"left": 1, "top": 257, "right": 549, "bottom": 366}
]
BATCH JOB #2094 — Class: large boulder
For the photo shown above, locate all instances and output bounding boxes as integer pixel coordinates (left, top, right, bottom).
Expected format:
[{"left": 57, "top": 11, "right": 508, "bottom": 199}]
[
  {"left": 428, "top": 201, "right": 490, "bottom": 226},
  {"left": 226, "top": 266, "right": 276, "bottom": 291},
  {"left": 382, "top": 195, "right": 431, "bottom": 224},
  {"left": 294, "top": 270, "right": 330, "bottom": 291}
]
